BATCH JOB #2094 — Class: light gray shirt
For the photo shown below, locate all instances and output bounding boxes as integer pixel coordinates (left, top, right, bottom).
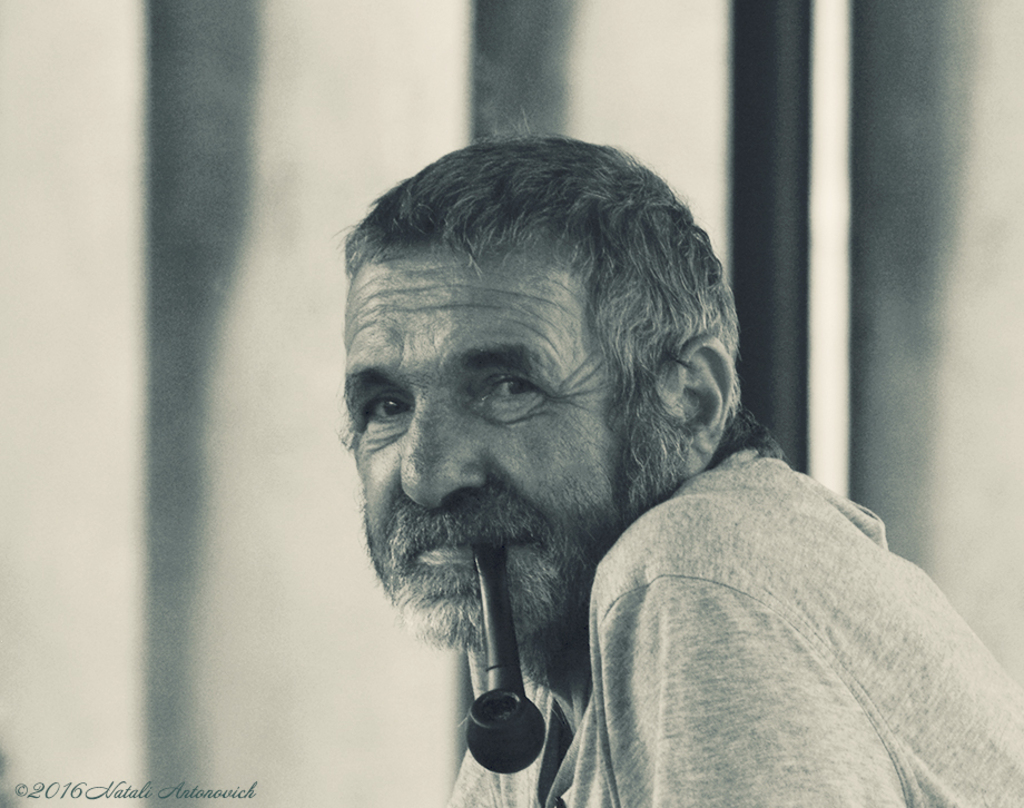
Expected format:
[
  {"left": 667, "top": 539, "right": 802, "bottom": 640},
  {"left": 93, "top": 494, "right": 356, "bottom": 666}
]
[{"left": 448, "top": 452, "right": 1024, "bottom": 806}]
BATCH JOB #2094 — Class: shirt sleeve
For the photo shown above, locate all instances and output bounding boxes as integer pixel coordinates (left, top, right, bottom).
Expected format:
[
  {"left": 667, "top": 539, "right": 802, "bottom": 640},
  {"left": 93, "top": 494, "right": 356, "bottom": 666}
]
[{"left": 587, "top": 576, "right": 909, "bottom": 807}]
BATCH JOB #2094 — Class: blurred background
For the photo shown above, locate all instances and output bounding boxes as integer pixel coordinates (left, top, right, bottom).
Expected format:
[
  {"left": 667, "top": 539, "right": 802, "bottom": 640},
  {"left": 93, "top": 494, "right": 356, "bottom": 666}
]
[{"left": 1, "top": 0, "right": 1022, "bottom": 805}]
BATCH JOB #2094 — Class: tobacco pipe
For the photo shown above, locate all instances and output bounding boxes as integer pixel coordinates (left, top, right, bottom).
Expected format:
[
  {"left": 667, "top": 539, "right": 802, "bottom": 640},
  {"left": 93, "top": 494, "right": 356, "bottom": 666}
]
[{"left": 465, "top": 543, "right": 546, "bottom": 774}]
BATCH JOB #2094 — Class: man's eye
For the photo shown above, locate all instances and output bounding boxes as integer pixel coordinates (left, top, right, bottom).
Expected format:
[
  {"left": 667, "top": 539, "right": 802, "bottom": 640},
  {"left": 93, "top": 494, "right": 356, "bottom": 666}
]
[
  {"left": 364, "top": 397, "right": 409, "bottom": 422},
  {"left": 478, "top": 377, "right": 543, "bottom": 422},
  {"left": 492, "top": 377, "right": 536, "bottom": 397}
]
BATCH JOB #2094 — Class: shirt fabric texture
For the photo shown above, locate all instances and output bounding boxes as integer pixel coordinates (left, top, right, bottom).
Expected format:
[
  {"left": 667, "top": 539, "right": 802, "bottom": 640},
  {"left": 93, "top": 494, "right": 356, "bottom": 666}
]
[{"left": 447, "top": 451, "right": 1024, "bottom": 807}]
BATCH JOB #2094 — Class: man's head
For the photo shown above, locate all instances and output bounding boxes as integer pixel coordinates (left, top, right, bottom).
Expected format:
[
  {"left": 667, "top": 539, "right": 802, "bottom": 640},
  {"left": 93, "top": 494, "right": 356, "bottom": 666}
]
[{"left": 343, "top": 136, "right": 740, "bottom": 682}]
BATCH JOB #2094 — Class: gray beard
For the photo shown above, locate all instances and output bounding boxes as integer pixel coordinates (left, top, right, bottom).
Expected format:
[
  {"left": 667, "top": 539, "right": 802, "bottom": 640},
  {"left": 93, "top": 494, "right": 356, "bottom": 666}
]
[{"left": 364, "top": 480, "right": 625, "bottom": 686}]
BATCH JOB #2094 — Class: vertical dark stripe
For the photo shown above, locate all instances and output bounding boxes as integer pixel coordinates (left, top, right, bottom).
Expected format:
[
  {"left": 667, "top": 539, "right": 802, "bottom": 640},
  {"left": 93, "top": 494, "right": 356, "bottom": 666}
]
[
  {"left": 145, "top": 0, "right": 258, "bottom": 781},
  {"left": 472, "top": 0, "right": 574, "bottom": 139},
  {"left": 849, "top": 0, "right": 973, "bottom": 566},
  {"left": 730, "top": 0, "right": 812, "bottom": 472}
]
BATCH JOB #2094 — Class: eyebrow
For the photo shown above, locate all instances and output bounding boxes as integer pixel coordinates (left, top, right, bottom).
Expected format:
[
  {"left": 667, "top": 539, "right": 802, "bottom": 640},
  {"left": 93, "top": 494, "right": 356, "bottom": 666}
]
[
  {"left": 344, "top": 368, "right": 394, "bottom": 413},
  {"left": 460, "top": 344, "right": 548, "bottom": 376}
]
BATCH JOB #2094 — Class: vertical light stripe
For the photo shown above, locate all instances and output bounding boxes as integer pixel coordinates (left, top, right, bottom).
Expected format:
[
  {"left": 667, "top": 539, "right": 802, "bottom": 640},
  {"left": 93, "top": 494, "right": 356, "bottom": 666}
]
[
  {"left": 808, "top": 0, "right": 851, "bottom": 494},
  {"left": 564, "top": 0, "right": 731, "bottom": 266},
  {"left": 0, "top": 0, "right": 146, "bottom": 781}
]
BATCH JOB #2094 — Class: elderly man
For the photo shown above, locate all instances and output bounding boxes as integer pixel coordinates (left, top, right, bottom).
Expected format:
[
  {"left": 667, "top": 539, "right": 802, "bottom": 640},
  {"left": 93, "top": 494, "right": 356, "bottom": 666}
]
[{"left": 342, "top": 136, "right": 1024, "bottom": 807}]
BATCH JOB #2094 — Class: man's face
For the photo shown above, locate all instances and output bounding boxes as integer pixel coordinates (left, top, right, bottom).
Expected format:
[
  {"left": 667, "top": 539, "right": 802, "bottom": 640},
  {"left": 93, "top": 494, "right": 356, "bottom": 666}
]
[{"left": 344, "top": 251, "right": 627, "bottom": 679}]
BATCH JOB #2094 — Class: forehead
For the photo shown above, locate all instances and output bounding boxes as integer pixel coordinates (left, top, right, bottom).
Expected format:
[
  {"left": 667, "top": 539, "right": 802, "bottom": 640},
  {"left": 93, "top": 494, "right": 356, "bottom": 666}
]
[{"left": 344, "top": 252, "right": 593, "bottom": 372}]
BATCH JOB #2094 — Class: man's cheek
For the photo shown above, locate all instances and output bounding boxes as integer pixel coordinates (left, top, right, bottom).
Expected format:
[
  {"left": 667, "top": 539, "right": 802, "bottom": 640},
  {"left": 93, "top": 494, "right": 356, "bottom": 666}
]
[{"left": 363, "top": 513, "right": 400, "bottom": 586}]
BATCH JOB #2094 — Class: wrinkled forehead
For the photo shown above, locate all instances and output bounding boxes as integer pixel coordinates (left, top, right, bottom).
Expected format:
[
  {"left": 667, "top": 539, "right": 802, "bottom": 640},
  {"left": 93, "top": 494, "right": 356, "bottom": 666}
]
[{"left": 343, "top": 250, "right": 590, "bottom": 352}]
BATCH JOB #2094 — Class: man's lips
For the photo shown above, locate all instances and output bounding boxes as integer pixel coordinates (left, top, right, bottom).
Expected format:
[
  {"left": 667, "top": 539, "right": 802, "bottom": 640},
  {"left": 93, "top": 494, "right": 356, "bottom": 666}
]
[
  {"left": 415, "top": 545, "right": 476, "bottom": 567},
  {"left": 413, "top": 540, "right": 535, "bottom": 568}
]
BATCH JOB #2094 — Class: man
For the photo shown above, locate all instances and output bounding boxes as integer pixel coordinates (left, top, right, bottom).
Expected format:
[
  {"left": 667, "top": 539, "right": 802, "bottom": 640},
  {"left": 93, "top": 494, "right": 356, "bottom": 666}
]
[{"left": 343, "top": 136, "right": 1024, "bottom": 806}]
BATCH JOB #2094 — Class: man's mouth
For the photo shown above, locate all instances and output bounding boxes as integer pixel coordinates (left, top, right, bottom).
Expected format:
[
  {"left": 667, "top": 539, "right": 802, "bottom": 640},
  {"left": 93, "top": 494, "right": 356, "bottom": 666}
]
[{"left": 416, "top": 545, "right": 475, "bottom": 567}]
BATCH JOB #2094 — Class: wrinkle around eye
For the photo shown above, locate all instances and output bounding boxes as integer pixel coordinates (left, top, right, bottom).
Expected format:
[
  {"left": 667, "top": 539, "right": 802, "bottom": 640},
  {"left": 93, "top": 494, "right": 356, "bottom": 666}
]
[
  {"left": 548, "top": 351, "right": 611, "bottom": 405},
  {"left": 354, "top": 395, "right": 414, "bottom": 450},
  {"left": 476, "top": 377, "right": 546, "bottom": 423}
]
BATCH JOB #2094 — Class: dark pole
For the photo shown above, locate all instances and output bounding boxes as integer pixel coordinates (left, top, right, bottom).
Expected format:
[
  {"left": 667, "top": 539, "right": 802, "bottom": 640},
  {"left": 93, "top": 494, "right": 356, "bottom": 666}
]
[
  {"left": 731, "top": 0, "right": 812, "bottom": 472},
  {"left": 849, "top": 0, "right": 973, "bottom": 566},
  {"left": 146, "top": 0, "right": 258, "bottom": 782},
  {"left": 472, "top": 0, "right": 574, "bottom": 139}
]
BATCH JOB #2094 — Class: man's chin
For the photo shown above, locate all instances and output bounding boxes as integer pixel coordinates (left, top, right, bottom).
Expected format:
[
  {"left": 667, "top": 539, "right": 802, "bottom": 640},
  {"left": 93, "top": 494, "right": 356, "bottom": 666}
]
[{"left": 394, "top": 590, "right": 484, "bottom": 651}]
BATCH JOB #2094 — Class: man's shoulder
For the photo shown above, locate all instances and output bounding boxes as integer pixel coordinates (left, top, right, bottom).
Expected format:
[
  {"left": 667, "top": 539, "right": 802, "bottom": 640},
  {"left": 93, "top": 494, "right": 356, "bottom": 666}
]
[
  {"left": 586, "top": 454, "right": 1024, "bottom": 804},
  {"left": 592, "top": 450, "right": 889, "bottom": 616}
]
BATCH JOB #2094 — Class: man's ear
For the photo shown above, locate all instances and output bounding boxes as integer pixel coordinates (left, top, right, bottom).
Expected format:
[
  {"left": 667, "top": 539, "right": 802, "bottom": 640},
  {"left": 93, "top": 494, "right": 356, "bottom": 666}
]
[{"left": 655, "top": 336, "right": 736, "bottom": 475}]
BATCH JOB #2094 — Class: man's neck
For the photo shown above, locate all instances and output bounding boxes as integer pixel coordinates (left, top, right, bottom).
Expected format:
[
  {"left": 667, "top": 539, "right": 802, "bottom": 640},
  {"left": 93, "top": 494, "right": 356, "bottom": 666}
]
[
  {"left": 548, "top": 669, "right": 591, "bottom": 735},
  {"left": 532, "top": 646, "right": 591, "bottom": 735}
]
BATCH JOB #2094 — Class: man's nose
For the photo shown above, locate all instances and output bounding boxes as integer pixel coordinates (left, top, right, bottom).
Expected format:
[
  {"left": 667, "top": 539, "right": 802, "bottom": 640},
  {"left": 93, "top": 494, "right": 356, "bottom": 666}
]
[{"left": 400, "top": 405, "right": 487, "bottom": 509}]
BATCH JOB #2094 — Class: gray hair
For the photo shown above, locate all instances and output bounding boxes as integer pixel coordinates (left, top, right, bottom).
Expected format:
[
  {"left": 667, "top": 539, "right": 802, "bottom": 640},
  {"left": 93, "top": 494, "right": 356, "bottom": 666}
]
[{"left": 345, "top": 136, "right": 752, "bottom": 510}]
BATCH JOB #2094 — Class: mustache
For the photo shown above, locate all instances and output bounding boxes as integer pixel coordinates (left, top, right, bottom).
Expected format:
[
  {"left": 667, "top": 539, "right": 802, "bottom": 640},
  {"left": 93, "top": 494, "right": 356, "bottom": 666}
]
[{"left": 377, "top": 483, "right": 554, "bottom": 570}]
